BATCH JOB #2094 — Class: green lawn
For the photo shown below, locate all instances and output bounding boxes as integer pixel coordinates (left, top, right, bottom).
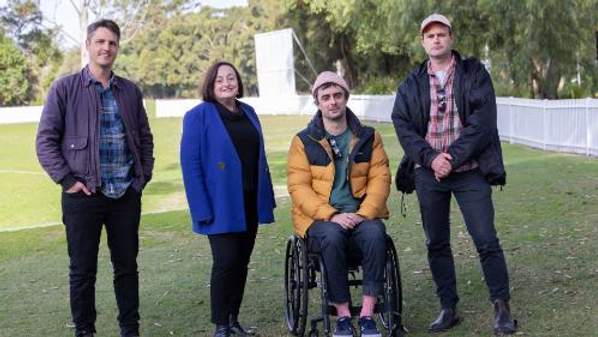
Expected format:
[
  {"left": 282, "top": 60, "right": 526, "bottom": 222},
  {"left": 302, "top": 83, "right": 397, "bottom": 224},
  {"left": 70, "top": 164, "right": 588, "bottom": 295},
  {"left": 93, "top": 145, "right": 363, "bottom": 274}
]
[
  {"left": 0, "top": 115, "right": 308, "bottom": 231},
  {"left": 1, "top": 116, "right": 597, "bottom": 336}
]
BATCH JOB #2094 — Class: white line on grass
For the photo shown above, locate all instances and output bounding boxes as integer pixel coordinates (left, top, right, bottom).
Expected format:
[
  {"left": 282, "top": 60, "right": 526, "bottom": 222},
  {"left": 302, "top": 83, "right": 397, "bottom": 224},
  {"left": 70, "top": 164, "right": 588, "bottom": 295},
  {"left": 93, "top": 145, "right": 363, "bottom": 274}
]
[{"left": 0, "top": 169, "right": 45, "bottom": 175}]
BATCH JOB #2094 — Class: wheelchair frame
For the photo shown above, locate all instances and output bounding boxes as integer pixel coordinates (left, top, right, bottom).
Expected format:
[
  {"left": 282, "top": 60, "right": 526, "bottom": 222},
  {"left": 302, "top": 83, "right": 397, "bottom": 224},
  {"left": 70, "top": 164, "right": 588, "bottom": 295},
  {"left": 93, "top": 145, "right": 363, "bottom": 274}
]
[{"left": 284, "top": 234, "right": 404, "bottom": 337}]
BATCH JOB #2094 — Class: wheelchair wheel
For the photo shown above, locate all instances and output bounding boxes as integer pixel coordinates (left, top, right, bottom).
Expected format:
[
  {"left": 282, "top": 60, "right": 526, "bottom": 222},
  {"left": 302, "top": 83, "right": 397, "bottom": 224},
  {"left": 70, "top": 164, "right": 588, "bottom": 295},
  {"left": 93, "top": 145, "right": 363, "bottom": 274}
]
[
  {"left": 379, "top": 237, "right": 403, "bottom": 335},
  {"left": 316, "top": 255, "right": 332, "bottom": 337},
  {"left": 285, "top": 236, "right": 309, "bottom": 336}
]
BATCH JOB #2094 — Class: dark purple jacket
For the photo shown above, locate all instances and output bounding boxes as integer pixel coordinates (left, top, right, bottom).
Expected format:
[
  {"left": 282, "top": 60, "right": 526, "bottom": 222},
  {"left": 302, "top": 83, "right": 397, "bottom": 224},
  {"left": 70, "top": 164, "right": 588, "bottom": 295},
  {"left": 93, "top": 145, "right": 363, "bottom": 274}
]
[{"left": 36, "top": 67, "right": 154, "bottom": 193}]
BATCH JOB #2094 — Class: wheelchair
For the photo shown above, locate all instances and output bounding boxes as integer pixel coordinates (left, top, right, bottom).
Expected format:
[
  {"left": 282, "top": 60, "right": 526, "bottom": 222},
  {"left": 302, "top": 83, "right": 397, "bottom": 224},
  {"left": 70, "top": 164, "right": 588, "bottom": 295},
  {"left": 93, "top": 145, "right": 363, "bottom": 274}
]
[{"left": 284, "top": 232, "right": 405, "bottom": 337}]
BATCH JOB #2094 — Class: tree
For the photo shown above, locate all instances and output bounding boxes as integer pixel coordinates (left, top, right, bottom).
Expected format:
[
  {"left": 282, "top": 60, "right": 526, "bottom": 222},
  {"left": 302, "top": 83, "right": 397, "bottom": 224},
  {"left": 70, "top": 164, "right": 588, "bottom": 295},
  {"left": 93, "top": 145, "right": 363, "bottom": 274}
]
[
  {"left": 483, "top": 0, "right": 598, "bottom": 98},
  {"left": 0, "top": 33, "right": 33, "bottom": 106},
  {"left": 287, "top": 0, "right": 598, "bottom": 98},
  {"left": 284, "top": 0, "right": 417, "bottom": 91},
  {"left": 117, "top": 0, "right": 284, "bottom": 98},
  {"left": 43, "top": 0, "right": 164, "bottom": 67},
  {"left": 0, "top": 0, "right": 62, "bottom": 103}
]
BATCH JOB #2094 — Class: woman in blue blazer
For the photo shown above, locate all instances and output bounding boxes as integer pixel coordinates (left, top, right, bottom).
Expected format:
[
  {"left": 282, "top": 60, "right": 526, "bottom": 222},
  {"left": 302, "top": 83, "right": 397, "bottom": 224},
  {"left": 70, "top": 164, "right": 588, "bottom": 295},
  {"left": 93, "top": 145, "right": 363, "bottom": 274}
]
[{"left": 180, "top": 61, "right": 276, "bottom": 337}]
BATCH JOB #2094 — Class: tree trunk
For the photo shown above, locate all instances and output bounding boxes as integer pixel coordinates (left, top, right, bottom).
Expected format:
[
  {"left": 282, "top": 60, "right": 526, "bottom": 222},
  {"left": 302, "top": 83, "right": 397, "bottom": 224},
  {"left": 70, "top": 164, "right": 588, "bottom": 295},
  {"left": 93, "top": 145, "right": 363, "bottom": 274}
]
[
  {"left": 339, "top": 34, "right": 357, "bottom": 89},
  {"left": 79, "top": 0, "right": 88, "bottom": 68},
  {"left": 531, "top": 57, "right": 560, "bottom": 99}
]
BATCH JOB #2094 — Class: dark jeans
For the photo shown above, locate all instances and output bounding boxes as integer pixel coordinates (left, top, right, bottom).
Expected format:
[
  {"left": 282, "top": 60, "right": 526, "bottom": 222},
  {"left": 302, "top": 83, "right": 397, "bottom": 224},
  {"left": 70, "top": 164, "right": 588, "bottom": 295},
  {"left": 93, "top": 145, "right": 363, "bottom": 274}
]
[
  {"left": 307, "top": 219, "right": 386, "bottom": 304},
  {"left": 61, "top": 187, "right": 141, "bottom": 336},
  {"left": 414, "top": 168, "right": 510, "bottom": 308},
  {"left": 207, "top": 190, "right": 258, "bottom": 325}
]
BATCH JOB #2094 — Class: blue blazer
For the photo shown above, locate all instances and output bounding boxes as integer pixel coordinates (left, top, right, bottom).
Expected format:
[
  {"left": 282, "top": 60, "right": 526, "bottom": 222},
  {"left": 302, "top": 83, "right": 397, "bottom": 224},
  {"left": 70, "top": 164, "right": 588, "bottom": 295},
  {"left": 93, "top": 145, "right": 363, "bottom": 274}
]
[{"left": 180, "top": 101, "right": 276, "bottom": 235}]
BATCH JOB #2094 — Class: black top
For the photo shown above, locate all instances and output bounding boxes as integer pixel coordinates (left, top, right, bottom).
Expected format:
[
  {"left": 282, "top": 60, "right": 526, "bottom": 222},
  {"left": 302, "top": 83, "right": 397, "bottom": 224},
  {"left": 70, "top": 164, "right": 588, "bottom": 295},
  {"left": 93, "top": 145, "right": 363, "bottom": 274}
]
[{"left": 215, "top": 101, "right": 260, "bottom": 192}]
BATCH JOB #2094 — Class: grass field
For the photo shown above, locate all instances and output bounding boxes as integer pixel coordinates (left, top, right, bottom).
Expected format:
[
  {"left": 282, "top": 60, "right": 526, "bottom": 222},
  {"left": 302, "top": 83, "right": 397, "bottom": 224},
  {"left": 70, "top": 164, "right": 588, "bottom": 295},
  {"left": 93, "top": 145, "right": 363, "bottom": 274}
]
[{"left": 1, "top": 115, "right": 597, "bottom": 336}]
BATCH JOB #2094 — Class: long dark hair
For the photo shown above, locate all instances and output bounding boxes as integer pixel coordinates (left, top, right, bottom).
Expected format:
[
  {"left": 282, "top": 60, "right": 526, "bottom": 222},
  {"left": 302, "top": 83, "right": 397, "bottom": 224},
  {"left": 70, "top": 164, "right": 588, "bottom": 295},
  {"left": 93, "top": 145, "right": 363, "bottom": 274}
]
[{"left": 200, "top": 61, "right": 244, "bottom": 101}]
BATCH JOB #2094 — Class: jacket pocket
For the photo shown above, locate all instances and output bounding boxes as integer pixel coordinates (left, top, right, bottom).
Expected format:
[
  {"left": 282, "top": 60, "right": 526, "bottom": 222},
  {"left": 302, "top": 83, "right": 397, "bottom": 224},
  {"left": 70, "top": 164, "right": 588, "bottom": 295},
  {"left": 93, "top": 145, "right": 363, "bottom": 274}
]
[{"left": 62, "top": 136, "right": 89, "bottom": 175}]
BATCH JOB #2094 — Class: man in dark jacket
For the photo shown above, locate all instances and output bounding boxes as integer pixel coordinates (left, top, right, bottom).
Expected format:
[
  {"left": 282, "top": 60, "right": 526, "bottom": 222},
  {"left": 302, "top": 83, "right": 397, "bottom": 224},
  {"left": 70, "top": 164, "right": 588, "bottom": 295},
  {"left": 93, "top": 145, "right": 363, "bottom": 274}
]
[
  {"left": 391, "top": 14, "right": 516, "bottom": 335},
  {"left": 36, "top": 19, "right": 153, "bottom": 337}
]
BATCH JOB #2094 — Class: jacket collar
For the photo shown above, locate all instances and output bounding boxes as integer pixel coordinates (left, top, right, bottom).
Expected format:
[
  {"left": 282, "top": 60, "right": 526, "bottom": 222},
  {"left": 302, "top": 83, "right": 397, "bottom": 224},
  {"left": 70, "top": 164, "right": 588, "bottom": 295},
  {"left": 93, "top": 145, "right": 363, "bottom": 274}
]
[
  {"left": 81, "top": 65, "right": 120, "bottom": 89},
  {"left": 416, "top": 50, "right": 463, "bottom": 78},
  {"left": 307, "top": 107, "right": 364, "bottom": 140},
  {"left": 413, "top": 49, "right": 466, "bottom": 126}
]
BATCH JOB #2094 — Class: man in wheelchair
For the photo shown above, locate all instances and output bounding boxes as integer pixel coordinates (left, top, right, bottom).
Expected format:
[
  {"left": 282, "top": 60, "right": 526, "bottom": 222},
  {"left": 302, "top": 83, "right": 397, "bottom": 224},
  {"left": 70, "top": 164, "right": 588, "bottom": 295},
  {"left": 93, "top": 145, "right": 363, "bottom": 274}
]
[{"left": 287, "top": 71, "right": 392, "bottom": 337}]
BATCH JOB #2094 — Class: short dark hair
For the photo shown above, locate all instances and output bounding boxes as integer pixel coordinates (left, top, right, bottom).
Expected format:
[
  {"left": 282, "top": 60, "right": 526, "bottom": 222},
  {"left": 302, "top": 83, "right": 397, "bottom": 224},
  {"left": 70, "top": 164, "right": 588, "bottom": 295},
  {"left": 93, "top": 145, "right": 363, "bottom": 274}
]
[
  {"left": 200, "top": 61, "right": 244, "bottom": 101},
  {"left": 87, "top": 19, "right": 121, "bottom": 42},
  {"left": 313, "top": 82, "right": 349, "bottom": 104}
]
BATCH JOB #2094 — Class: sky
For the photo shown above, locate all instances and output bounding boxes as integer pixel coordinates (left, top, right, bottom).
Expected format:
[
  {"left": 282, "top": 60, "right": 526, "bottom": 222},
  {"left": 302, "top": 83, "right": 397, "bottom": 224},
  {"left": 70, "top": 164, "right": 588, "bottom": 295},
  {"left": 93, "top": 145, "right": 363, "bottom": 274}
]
[{"left": 1, "top": 0, "right": 248, "bottom": 49}]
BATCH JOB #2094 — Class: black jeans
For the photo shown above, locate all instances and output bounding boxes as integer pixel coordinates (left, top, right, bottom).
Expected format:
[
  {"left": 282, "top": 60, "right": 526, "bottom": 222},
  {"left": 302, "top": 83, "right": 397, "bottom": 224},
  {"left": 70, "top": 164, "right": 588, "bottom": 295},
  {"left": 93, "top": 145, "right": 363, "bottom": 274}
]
[
  {"left": 414, "top": 168, "right": 510, "bottom": 308},
  {"left": 207, "top": 190, "right": 258, "bottom": 325},
  {"left": 307, "top": 219, "right": 386, "bottom": 304},
  {"left": 61, "top": 187, "right": 141, "bottom": 336}
]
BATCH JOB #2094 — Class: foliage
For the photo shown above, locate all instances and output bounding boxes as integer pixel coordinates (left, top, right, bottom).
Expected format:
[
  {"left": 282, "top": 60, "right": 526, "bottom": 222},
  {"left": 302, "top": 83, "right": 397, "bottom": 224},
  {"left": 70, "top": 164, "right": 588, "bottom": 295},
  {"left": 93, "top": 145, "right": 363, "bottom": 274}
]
[
  {"left": 0, "top": 33, "right": 32, "bottom": 106},
  {"left": 284, "top": 0, "right": 413, "bottom": 91},
  {"left": 117, "top": 0, "right": 283, "bottom": 98},
  {"left": 0, "top": 0, "right": 42, "bottom": 47},
  {"left": 2, "top": 0, "right": 597, "bottom": 101},
  {"left": 286, "top": 0, "right": 598, "bottom": 98},
  {"left": 0, "top": 0, "right": 63, "bottom": 103},
  {"left": 353, "top": 75, "right": 398, "bottom": 95},
  {"left": 483, "top": 0, "right": 598, "bottom": 98}
]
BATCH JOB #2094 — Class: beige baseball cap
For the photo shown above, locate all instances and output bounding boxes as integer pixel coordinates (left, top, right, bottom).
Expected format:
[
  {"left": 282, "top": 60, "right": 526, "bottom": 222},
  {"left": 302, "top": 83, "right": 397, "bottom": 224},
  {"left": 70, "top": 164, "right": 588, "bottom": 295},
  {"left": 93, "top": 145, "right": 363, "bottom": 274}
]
[{"left": 420, "top": 13, "right": 452, "bottom": 34}]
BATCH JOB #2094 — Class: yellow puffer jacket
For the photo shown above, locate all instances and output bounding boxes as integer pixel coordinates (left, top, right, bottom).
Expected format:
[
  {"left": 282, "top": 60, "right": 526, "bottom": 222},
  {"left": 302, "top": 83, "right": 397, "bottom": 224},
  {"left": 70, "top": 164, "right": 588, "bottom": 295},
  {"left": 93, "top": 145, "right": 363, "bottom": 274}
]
[{"left": 287, "top": 109, "right": 391, "bottom": 237}]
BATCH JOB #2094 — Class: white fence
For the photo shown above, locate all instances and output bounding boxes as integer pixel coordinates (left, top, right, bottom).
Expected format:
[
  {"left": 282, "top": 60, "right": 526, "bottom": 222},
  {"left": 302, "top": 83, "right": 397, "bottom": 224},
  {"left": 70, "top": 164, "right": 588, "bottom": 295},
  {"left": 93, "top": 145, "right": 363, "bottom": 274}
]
[
  {"left": 0, "top": 105, "right": 42, "bottom": 124},
  {"left": 155, "top": 96, "right": 316, "bottom": 117},
  {"left": 2, "top": 96, "right": 597, "bottom": 157},
  {"left": 495, "top": 97, "right": 598, "bottom": 156}
]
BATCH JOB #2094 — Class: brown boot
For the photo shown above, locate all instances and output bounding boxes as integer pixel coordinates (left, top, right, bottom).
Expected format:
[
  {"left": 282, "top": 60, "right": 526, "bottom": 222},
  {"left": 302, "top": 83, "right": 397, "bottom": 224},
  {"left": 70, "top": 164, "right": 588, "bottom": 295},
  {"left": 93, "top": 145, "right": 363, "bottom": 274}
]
[{"left": 493, "top": 299, "right": 517, "bottom": 335}]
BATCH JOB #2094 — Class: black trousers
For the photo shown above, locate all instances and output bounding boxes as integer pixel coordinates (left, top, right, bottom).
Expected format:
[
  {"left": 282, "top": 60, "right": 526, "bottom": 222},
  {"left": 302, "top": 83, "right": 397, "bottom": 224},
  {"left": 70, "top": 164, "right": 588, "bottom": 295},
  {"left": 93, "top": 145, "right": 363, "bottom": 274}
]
[
  {"left": 61, "top": 187, "right": 141, "bottom": 336},
  {"left": 207, "top": 190, "right": 258, "bottom": 325},
  {"left": 307, "top": 220, "right": 387, "bottom": 304},
  {"left": 415, "top": 168, "right": 510, "bottom": 308}
]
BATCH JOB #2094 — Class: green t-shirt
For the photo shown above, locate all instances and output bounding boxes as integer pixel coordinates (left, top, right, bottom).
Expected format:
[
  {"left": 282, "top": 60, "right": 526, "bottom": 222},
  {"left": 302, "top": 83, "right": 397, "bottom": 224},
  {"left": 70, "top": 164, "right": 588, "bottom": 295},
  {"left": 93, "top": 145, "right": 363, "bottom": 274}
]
[{"left": 327, "top": 128, "right": 360, "bottom": 213}]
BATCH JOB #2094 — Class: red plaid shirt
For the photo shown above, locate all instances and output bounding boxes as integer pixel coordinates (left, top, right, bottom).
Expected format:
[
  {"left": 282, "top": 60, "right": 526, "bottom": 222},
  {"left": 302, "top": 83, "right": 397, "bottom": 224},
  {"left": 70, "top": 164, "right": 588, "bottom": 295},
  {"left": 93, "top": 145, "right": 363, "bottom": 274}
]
[{"left": 425, "top": 56, "right": 477, "bottom": 172}]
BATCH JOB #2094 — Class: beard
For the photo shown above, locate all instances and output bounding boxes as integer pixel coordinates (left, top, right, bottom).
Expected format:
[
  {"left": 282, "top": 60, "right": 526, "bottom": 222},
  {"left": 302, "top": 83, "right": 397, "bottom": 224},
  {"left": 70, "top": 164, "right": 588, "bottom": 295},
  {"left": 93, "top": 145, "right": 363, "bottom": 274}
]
[{"left": 322, "top": 106, "right": 347, "bottom": 121}]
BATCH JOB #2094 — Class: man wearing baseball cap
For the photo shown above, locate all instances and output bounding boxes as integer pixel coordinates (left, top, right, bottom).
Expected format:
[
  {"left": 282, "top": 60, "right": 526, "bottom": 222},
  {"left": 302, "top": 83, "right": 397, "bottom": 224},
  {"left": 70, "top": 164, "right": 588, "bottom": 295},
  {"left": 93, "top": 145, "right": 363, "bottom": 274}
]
[
  {"left": 391, "top": 14, "right": 517, "bottom": 334},
  {"left": 287, "top": 71, "right": 392, "bottom": 337}
]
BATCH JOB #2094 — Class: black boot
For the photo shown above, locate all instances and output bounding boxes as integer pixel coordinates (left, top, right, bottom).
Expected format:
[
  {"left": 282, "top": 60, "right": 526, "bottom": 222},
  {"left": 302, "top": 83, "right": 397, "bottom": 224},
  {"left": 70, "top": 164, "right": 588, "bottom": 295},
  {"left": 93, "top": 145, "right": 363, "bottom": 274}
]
[
  {"left": 213, "top": 325, "right": 231, "bottom": 337},
  {"left": 428, "top": 307, "right": 460, "bottom": 333},
  {"left": 75, "top": 328, "right": 95, "bottom": 337},
  {"left": 493, "top": 299, "right": 517, "bottom": 335},
  {"left": 229, "top": 315, "right": 255, "bottom": 336}
]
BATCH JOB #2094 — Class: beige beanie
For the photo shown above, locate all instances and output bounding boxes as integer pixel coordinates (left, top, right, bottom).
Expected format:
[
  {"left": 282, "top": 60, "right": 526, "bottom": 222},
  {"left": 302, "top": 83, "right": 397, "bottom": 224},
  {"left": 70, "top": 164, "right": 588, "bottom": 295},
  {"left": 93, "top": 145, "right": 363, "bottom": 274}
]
[{"left": 311, "top": 71, "right": 350, "bottom": 97}]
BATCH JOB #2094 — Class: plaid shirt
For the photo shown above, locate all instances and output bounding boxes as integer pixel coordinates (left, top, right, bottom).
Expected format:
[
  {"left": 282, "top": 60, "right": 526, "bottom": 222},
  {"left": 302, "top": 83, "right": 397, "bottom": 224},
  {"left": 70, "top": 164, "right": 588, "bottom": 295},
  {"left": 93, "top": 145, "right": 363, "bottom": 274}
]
[
  {"left": 94, "top": 74, "right": 134, "bottom": 198},
  {"left": 425, "top": 56, "right": 477, "bottom": 172}
]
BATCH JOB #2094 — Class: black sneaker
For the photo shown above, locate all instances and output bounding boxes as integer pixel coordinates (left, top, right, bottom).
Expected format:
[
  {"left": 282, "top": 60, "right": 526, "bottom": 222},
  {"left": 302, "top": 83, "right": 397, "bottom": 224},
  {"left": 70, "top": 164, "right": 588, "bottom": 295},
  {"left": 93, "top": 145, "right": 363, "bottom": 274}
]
[
  {"left": 358, "top": 316, "right": 381, "bottom": 337},
  {"left": 213, "top": 325, "right": 231, "bottom": 337},
  {"left": 333, "top": 316, "right": 354, "bottom": 337}
]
